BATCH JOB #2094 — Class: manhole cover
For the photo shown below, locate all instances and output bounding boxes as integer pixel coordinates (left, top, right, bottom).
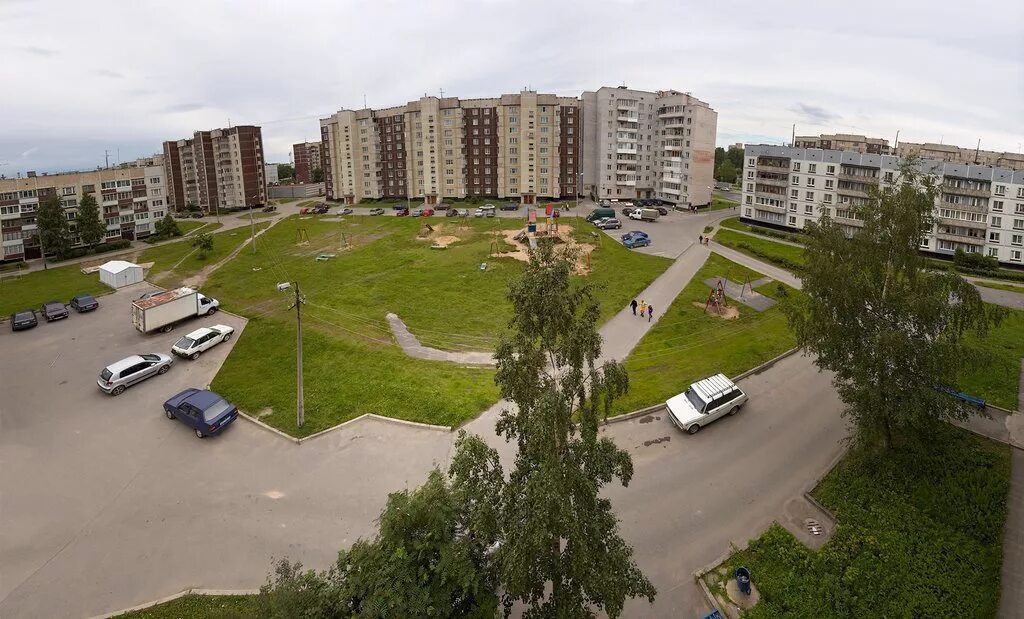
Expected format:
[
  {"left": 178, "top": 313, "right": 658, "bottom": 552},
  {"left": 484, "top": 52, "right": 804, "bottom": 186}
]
[{"left": 805, "top": 518, "right": 823, "bottom": 536}]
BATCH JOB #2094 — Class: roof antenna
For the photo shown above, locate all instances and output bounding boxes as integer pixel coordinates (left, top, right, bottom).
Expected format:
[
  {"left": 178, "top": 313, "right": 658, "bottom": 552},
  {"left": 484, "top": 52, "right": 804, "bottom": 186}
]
[{"left": 363, "top": 94, "right": 367, "bottom": 108}]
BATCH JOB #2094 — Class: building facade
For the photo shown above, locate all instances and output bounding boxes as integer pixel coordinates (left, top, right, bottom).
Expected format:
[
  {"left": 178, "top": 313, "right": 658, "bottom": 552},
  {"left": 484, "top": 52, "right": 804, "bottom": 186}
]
[
  {"left": 292, "top": 141, "right": 323, "bottom": 183},
  {"left": 793, "top": 133, "right": 891, "bottom": 155},
  {"left": 265, "top": 163, "right": 279, "bottom": 185},
  {"left": 1, "top": 156, "right": 168, "bottom": 261},
  {"left": 162, "top": 125, "right": 266, "bottom": 214},
  {"left": 895, "top": 142, "right": 1024, "bottom": 171},
  {"left": 581, "top": 87, "right": 717, "bottom": 207},
  {"left": 320, "top": 91, "right": 583, "bottom": 205},
  {"left": 741, "top": 144, "right": 1024, "bottom": 266}
]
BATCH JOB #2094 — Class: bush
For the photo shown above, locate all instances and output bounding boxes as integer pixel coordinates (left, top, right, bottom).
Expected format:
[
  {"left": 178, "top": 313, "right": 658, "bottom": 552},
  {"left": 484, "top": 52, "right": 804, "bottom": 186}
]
[
  {"left": 55, "top": 239, "right": 132, "bottom": 261},
  {"left": 954, "top": 248, "right": 998, "bottom": 273}
]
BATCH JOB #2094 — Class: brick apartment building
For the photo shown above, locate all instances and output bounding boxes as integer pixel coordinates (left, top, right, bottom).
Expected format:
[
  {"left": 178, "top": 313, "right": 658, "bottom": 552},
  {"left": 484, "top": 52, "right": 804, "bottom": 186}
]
[
  {"left": 1, "top": 156, "right": 168, "bottom": 262},
  {"left": 292, "top": 141, "right": 323, "bottom": 183},
  {"left": 162, "top": 125, "right": 267, "bottom": 214}
]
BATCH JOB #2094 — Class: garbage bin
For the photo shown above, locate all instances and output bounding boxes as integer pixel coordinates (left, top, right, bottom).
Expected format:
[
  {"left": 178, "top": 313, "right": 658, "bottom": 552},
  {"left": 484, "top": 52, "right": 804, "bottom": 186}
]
[{"left": 735, "top": 566, "right": 751, "bottom": 595}]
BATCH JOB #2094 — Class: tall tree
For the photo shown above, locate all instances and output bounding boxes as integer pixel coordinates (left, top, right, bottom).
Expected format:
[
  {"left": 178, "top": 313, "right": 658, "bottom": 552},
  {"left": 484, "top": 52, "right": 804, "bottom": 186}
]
[
  {"left": 716, "top": 159, "right": 738, "bottom": 183},
  {"left": 714, "top": 146, "right": 726, "bottom": 169},
  {"left": 455, "top": 240, "right": 655, "bottom": 617},
  {"left": 36, "top": 192, "right": 72, "bottom": 260},
  {"left": 312, "top": 167, "right": 324, "bottom": 183},
  {"left": 726, "top": 145, "right": 744, "bottom": 170},
  {"left": 783, "top": 159, "right": 1002, "bottom": 449},
  {"left": 278, "top": 163, "right": 295, "bottom": 180},
  {"left": 75, "top": 193, "right": 105, "bottom": 250},
  {"left": 154, "top": 214, "right": 181, "bottom": 238}
]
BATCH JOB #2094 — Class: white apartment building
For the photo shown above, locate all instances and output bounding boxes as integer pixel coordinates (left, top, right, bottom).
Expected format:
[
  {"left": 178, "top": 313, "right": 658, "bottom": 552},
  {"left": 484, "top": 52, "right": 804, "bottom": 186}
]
[
  {"left": 0, "top": 156, "right": 168, "bottom": 261},
  {"left": 582, "top": 86, "right": 717, "bottom": 207},
  {"left": 741, "top": 145, "right": 1024, "bottom": 266}
]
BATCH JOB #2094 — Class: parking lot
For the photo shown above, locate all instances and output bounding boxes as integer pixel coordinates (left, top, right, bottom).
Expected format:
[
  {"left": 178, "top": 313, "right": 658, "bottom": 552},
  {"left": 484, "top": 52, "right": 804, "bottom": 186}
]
[{"left": 592, "top": 204, "right": 738, "bottom": 258}]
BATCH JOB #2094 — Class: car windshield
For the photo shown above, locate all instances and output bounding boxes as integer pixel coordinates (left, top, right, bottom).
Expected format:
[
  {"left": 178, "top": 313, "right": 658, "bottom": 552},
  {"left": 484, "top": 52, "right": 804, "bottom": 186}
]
[
  {"left": 685, "top": 388, "right": 707, "bottom": 413},
  {"left": 76, "top": 295, "right": 96, "bottom": 304},
  {"left": 100, "top": 368, "right": 113, "bottom": 381},
  {"left": 140, "top": 354, "right": 161, "bottom": 362},
  {"left": 15, "top": 312, "right": 32, "bottom": 321},
  {"left": 202, "top": 398, "right": 232, "bottom": 422},
  {"left": 175, "top": 337, "right": 196, "bottom": 349}
]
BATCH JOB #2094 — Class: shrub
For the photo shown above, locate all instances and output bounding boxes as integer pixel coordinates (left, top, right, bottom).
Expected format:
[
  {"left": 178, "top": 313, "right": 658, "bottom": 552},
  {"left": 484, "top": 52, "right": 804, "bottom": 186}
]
[
  {"left": 954, "top": 248, "right": 998, "bottom": 273},
  {"left": 55, "top": 239, "right": 132, "bottom": 261}
]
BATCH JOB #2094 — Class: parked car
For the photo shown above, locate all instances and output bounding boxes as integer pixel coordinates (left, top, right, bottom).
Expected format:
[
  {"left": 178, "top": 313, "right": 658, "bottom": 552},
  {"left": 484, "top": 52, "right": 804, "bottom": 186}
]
[
  {"left": 458, "top": 208, "right": 471, "bottom": 217},
  {"left": 163, "top": 388, "right": 239, "bottom": 438},
  {"left": 369, "top": 208, "right": 385, "bottom": 216},
  {"left": 623, "top": 235, "right": 650, "bottom": 249},
  {"left": 98, "top": 353, "right": 174, "bottom": 396},
  {"left": 261, "top": 205, "right": 277, "bottom": 213},
  {"left": 655, "top": 206, "right": 670, "bottom": 216},
  {"left": 312, "top": 205, "right": 329, "bottom": 214},
  {"left": 338, "top": 207, "right": 354, "bottom": 216},
  {"left": 445, "top": 208, "right": 460, "bottom": 217},
  {"left": 171, "top": 324, "right": 235, "bottom": 360},
  {"left": 596, "top": 218, "right": 622, "bottom": 230},
  {"left": 191, "top": 212, "right": 204, "bottom": 219},
  {"left": 411, "top": 208, "right": 424, "bottom": 217},
  {"left": 621, "top": 206, "right": 636, "bottom": 216},
  {"left": 436, "top": 203, "right": 450, "bottom": 211},
  {"left": 629, "top": 208, "right": 661, "bottom": 222},
  {"left": 500, "top": 203, "right": 519, "bottom": 211},
  {"left": 621, "top": 230, "right": 649, "bottom": 242},
  {"left": 588, "top": 207, "right": 617, "bottom": 223},
  {"left": 70, "top": 294, "right": 99, "bottom": 313},
  {"left": 10, "top": 310, "right": 38, "bottom": 331},
  {"left": 666, "top": 373, "right": 748, "bottom": 434},
  {"left": 396, "top": 207, "right": 409, "bottom": 216},
  {"left": 475, "top": 205, "right": 496, "bottom": 217},
  {"left": 41, "top": 300, "right": 69, "bottom": 322},
  {"left": 422, "top": 208, "right": 435, "bottom": 217}
]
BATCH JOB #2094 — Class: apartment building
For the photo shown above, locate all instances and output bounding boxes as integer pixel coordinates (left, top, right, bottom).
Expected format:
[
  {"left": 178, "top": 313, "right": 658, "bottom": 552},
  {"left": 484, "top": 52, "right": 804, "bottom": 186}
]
[
  {"left": 292, "top": 141, "right": 323, "bottom": 183},
  {"left": 581, "top": 86, "right": 717, "bottom": 207},
  {"left": 320, "top": 91, "right": 582, "bottom": 205},
  {"left": 741, "top": 144, "right": 1024, "bottom": 266},
  {"left": 895, "top": 142, "right": 1024, "bottom": 171},
  {"left": 265, "top": 163, "right": 279, "bottom": 185},
  {"left": 793, "top": 133, "right": 891, "bottom": 155},
  {"left": 162, "top": 125, "right": 266, "bottom": 214},
  {"left": 0, "top": 156, "right": 168, "bottom": 262}
]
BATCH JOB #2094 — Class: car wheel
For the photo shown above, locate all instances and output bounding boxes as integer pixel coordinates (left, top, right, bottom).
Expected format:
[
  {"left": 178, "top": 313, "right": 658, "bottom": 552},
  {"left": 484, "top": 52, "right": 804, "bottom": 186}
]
[
  {"left": 111, "top": 385, "right": 125, "bottom": 396},
  {"left": 224, "top": 333, "right": 232, "bottom": 341},
  {"left": 728, "top": 405, "right": 740, "bottom": 416},
  {"left": 208, "top": 306, "right": 218, "bottom": 314},
  {"left": 194, "top": 428, "right": 205, "bottom": 439},
  {"left": 165, "top": 408, "right": 174, "bottom": 419},
  {"left": 161, "top": 324, "right": 174, "bottom": 333},
  {"left": 687, "top": 424, "right": 701, "bottom": 435},
  {"left": 190, "top": 351, "right": 201, "bottom": 360},
  {"left": 158, "top": 364, "right": 170, "bottom": 374}
]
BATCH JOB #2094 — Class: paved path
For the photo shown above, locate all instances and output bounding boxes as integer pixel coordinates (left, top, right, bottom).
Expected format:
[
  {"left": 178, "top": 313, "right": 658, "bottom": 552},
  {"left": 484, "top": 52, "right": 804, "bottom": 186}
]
[
  {"left": 999, "top": 363, "right": 1024, "bottom": 618},
  {"left": 709, "top": 241, "right": 803, "bottom": 289},
  {"left": 386, "top": 313, "right": 496, "bottom": 365}
]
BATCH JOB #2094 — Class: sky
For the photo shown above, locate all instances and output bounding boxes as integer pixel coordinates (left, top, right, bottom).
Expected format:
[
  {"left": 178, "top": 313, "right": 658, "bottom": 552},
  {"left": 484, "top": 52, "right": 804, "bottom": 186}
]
[{"left": 1, "top": 0, "right": 1022, "bottom": 174}]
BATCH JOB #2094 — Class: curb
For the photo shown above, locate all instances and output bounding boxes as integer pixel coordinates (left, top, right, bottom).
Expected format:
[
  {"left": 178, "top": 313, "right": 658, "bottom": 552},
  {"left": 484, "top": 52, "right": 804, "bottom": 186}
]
[
  {"left": 604, "top": 403, "right": 664, "bottom": 425},
  {"left": 691, "top": 524, "right": 774, "bottom": 615},
  {"left": 731, "top": 347, "right": 801, "bottom": 382},
  {"left": 89, "top": 588, "right": 259, "bottom": 619},
  {"left": 237, "top": 411, "right": 453, "bottom": 445}
]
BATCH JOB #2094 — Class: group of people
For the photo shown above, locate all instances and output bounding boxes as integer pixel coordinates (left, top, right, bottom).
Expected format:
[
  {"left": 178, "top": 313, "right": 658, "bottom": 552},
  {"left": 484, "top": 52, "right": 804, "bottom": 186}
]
[
  {"left": 697, "top": 234, "right": 710, "bottom": 246},
  {"left": 630, "top": 298, "right": 654, "bottom": 322}
]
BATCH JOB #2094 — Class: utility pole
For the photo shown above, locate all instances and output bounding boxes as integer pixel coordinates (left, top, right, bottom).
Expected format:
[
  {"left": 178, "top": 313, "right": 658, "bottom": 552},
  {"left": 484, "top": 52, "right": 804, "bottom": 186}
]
[
  {"left": 288, "top": 283, "right": 305, "bottom": 427},
  {"left": 248, "top": 194, "right": 258, "bottom": 254}
]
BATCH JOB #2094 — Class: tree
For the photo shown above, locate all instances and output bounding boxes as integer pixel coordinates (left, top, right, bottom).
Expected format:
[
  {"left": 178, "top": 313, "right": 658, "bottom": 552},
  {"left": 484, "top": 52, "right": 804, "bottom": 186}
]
[
  {"left": 783, "top": 159, "right": 1002, "bottom": 450},
  {"left": 714, "top": 146, "right": 726, "bottom": 169},
  {"left": 191, "top": 232, "right": 213, "bottom": 259},
  {"left": 75, "top": 193, "right": 105, "bottom": 250},
  {"left": 454, "top": 240, "right": 655, "bottom": 617},
  {"left": 726, "top": 145, "right": 744, "bottom": 170},
  {"left": 36, "top": 192, "right": 72, "bottom": 260},
  {"left": 154, "top": 214, "right": 181, "bottom": 239},
  {"left": 312, "top": 167, "right": 324, "bottom": 183},
  {"left": 278, "top": 163, "right": 295, "bottom": 180},
  {"left": 715, "top": 159, "right": 738, "bottom": 183}
]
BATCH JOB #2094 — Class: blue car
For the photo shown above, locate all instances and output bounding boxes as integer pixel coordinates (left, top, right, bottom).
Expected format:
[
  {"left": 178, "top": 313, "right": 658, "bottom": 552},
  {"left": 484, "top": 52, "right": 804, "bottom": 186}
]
[
  {"left": 163, "top": 388, "right": 239, "bottom": 438},
  {"left": 622, "top": 231, "right": 651, "bottom": 249},
  {"left": 621, "top": 230, "right": 649, "bottom": 242}
]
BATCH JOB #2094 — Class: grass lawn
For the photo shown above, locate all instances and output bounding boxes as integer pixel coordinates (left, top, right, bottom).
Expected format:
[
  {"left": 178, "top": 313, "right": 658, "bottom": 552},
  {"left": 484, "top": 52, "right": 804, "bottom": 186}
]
[
  {"left": 719, "top": 426, "right": 1009, "bottom": 618},
  {"left": 114, "top": 593, "right": 257, "bottom": 618},
  {"left": 614, "top": 253, "right": 797, "bottom": 414},
  {"left": 176, "top": 220, "right": 215, "bottom": 235},
  {"left": 960, "top": 306, "right": 1024, "bottom": 410},
  {"left": 202, "top": 215, "right": 670, "bottom": 436},
  {"left": 138, "top": 223, "right": 271, "bottom": 288},
  {"left": 235, "top": 211, "right": 277, "bottom": 220},
  {"left": 708, "top": 196, "right": 738, "bottom": 211},
  {"left": 0, "top": 264, "right": 108, "bottom": 317},
  {"left": 713, "top": 228, "right": 807, "bottom": 271},
  {"left": 975, "top": 279, "right": 1024, "bottom": 293}
]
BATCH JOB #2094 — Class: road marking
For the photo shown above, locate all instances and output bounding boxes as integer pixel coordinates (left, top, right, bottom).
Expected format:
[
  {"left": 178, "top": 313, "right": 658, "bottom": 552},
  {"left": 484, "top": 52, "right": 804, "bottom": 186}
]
[
  {"left": 264, "top": 490, "right": 284, "bottom": 500},
  {"left": 50, "top": 352, "right": 62, "bottom": 367}
]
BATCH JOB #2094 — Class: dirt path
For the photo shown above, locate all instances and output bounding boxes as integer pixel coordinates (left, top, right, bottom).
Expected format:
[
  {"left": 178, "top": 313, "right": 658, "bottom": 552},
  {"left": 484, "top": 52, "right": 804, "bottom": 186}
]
[{"left": 181, "top": 220, "right": 281, "bottom": 289}]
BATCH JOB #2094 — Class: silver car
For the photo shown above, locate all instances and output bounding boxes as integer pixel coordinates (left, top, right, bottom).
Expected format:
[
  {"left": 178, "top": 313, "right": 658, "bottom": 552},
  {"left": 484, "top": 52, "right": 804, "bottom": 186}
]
[{"left": 98, "top": 353, "right": 174, "bottom": 396}]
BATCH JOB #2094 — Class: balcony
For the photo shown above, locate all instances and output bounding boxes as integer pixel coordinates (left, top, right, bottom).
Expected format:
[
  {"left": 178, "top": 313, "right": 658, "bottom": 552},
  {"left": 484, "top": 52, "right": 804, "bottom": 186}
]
[
  {"left": 662, "top": 186, "right": 681, "bottom": 195},
  {"left": 755, "top": 176, "right": 788, "bottom": 187},
  {"left": 658, "top": 109, "right": 685, "bottom": 119},
  {"left": 837, "top": 172, "right": 879, "bottom": 184},
  {"left": 663, "top": 120, "right": 686, "bottom": 130},
  {"left": 936, "top": 231, "right": 985, "bottom": 246},
  {"left": 617, "top": 114, "right": 638, "bottom": 123},
  {"left": 616, "top": 146, "right": 638, "bottom": 155},
  {"left": 837, "top": 185, "right": 870, "bottom": 199},
  {"left": 756, "top": 162, "right": 789, "bottom": 173},
  {"left": 940, "top": 183, "right": 991, "bottom": 198},
  {"left": 616, "top": 178, "right": 637, "bottom": 187},
  {"left": 936, "top": 216, "right": 987, "bottom": 230},
  {"left": 754, "top": 184, "right": 787, "bottom": 197},
  {"left": 663, "top": 143, "right": 683, "bottom": 152},
  {"left": 754, "top": 202, "right": 787, "bottom": 213}
]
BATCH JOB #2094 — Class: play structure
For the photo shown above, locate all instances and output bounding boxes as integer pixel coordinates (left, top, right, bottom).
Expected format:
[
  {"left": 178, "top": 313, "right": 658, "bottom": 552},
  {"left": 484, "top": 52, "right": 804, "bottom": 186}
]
[{"left": 704, "top": 279, "right": 728, "bottom": 315}]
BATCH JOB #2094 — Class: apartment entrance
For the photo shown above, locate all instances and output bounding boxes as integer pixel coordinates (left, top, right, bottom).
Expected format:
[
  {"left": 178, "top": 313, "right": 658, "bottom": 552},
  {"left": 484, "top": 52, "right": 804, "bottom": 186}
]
[
  {"left": 521, "top": 192, "right": 536, "bottom": 205},
  {"left": 424, "top": 193, "right": 438, "bottom": 205}
]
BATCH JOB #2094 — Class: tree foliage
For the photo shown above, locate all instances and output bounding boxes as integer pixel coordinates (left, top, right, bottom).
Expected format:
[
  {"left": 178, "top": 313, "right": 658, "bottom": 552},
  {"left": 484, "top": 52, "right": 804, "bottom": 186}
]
[
  {"left": 75, "top": 193, "right": 105, "bottom": 249},
  {"left": 716, "top": 159, "right": 738, "bottom": 183},
  {"left": 783, "top": 159, "right": 1003, "bottom": 449},
  {"left": 278, "top": 163, "right": 295, "bottom": 180},
  {"left": 714, "top": 146, "right": 743, "bottom": 183},
  {"left": 191, "top": 232, "right": 213, "bottom": 258},
  {"left": 154, "top": 214, "right": 182, "bottom": 239},
  {"left": 312, "top": 167, "right": 325, "bottom": 183},
  {"left": 36, "top": 192, "right": 72, "bottom": 260}
]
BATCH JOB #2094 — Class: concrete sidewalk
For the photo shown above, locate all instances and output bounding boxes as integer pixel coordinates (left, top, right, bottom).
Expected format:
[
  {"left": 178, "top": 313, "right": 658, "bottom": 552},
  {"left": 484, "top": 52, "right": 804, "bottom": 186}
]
[
  {"left": 709, "top": 242, "right": 803, "bottom": 290},
  {"left": 999, "top": 363, "right": 1024, "bottom": 618}
]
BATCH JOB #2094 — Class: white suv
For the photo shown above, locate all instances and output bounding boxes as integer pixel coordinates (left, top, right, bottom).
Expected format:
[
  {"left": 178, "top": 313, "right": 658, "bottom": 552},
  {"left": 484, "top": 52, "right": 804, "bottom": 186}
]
[{"left": 666, "top": 373, "right": 747, "bottom": 434}]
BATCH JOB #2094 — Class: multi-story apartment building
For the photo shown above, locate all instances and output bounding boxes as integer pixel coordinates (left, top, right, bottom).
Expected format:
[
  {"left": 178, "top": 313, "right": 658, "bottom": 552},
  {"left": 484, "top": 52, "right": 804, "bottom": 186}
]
[
  {"left": 741, "top": 144, "right": 1024, "bottom": 267},
  {"left": 292, "top": 141, "right": 323, "bottom": 183},
  {"left": 793, "top": 133, "right": 891, "bottom": 155},
  {"left": 320, "top": 91, "right": 582, "bottom": 205},
  {"left": 895, "top": 142, "right": 1024, "bottom": 171},
  {"left": 265, "top": 163, "right": 279, "bottom": 185},
  {"left": 0, "top": 156, "right": 168, "bottom": 262},
  {"left": 581, "top": 87, "right": 717, "bottom": 207},
  {"left": 162, "top": 125, "right": 266, "bottom": 214}
]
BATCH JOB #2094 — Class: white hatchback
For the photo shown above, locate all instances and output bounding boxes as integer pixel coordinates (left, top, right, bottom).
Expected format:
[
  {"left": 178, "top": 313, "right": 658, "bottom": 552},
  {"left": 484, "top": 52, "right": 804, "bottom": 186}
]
[
  {"left": 666, "top": 373, "right": 747, "bottom": 434},
  {"left": 171, "top": 324, "right": 235, "bottom": 360}
]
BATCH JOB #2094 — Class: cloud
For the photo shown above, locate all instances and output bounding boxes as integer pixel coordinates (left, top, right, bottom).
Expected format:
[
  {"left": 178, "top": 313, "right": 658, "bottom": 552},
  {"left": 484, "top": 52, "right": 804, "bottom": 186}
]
[
  {"left": 18, "top": 45, "right": 56, "bottom": 56},
  {"left": 790, "top": 103, "right": 840, "bottom": 126},
  {"left": 20, "top": 146, "right": 39, "bottom": 159},
  {"left": 162, "top": 102, "right": 206, "bottom": 113},
  {"left": 95, "top": 68, "right": 125, "bottom": 79}
]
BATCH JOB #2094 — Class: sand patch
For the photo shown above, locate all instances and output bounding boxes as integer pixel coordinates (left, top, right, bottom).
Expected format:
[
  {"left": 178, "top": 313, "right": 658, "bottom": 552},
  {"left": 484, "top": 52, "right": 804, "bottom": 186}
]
[
  {"left": 415, "top": 223, "right": 465, "bottom": 248},
  {"left": 493, "top": 224, "right": 595, "bottom": 274},
  {"left": 691, "top": 301, "right": 740, "bottom": 320}
]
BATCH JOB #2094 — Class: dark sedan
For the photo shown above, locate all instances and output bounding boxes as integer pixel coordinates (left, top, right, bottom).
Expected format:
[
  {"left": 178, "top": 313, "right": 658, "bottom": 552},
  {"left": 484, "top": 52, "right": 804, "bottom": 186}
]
[
  {"left": 163, "top": 388, "right": 239, "bottom": 439},
  {"left": 500, "top": 203, "right": 519, "bottom": 211},
  {"left": 11, "top": 310, "right": 38, "bottom": 331},
  {"left": 70, "top": 294, "right": 99, "bottom": 312},
  {"left": 395, "top": 207, "right": 410, "bottom": 216},
  {"left": 41, "top": 300, "right": 69, "bottom": 322}
]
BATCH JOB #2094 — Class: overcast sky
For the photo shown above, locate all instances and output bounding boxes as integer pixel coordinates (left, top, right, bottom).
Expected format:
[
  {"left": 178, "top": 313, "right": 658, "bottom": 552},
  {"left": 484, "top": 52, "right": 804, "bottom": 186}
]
[{"left": 1, "top": 0, "right": 1021, "bottom": 174}]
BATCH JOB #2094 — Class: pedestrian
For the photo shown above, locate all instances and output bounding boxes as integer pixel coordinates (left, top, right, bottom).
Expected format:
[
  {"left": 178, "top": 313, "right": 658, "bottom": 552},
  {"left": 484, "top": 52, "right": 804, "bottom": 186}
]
[
  {"left": 630, "top": 299, "right": 638, "bottom": 315},
  {"left": 639, "top": 299, "right": 647, "bottom": 318},
  {"left": 699, "top": 234, "right": 703, "bottom": 245},
  {"left": 647, "top": 304, "right": 654, "bottom": 322}
]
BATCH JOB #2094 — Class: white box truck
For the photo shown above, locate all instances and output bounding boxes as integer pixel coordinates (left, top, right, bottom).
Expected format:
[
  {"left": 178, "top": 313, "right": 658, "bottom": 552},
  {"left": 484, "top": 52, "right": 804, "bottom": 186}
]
[
  {"left": 629, "top": 208, "right": 660, "bottom": 222},
  {"left": 132, "top": 287, "right": 220, "bottom": 333}
]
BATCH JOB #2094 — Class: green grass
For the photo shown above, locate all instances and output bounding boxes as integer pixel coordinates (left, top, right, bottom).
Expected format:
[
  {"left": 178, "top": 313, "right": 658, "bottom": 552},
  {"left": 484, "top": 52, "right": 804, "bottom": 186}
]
[
  {"left": 203, "top": 216, "right": 670, "bottom": 436},
  {"left": 614, "top": 253, "right": 797, "bottom": 413},
  {"left": 721, "top": 426, "right": 1009, "bottom": 618},
  {"left": 713, "top": 228, "right": 807, "bottom": 271},
  {"left": 975, "top": 279, "right": 1024, "bottom": 293},
  {"left": 960, "top": 306, "right": 1024, "bottom": 410},
  {"left": 718, "top": 217, "right": 807, "bottom": 244},
  {"left": 113, "top": 593, "right": 257, "bottom": 618},
  {"left": 176, "top": 220, "right": 216, "bottom": 235},
  {"left": 138, "top": 223, "right": 271, "bottom": 288},
  {"left": 0, "top": 263, "right": 108, "bottom": 317},
  {"left": 709, "top": 197, "right": 738, "bottom": 211}
]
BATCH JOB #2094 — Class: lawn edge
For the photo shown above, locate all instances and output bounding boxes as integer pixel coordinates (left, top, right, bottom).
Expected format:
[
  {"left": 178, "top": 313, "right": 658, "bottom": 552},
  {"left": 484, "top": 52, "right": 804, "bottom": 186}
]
[{"left": 89, "top": 589, "right": 259, "bottom": 619}]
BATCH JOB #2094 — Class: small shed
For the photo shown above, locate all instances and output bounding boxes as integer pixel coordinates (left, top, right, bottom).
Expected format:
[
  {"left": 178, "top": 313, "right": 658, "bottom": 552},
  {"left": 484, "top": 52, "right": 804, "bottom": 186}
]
[{"left": 99, "top": 260, "right": 144, "bottom": 289}]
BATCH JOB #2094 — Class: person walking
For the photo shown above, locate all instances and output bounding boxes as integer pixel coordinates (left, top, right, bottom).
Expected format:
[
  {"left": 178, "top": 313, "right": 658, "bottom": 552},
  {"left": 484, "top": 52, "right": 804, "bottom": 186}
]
[
  {"left": 699, "top": 234, "right": 704, "bottom": 245},
  {"left": 647, "top": 304, "right": 654, "bottom": 322},
  {"left": 630, "top": 299, "right": 638, "bottom": 316},
  {"left": 639, "top": 299, "right": 647, "bottom": 318}
]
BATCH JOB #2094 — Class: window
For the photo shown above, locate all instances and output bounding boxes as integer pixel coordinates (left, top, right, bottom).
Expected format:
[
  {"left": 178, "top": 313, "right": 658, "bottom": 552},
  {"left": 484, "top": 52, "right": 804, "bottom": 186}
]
[
  {"left": 992, "top": 216, "right": 1002, "bottom": 228},
  {"left": 987, "top": 248, "right": 999, "bottom": 258},
  {"left": 790, "top": 189, "right": 799, "bottom": 199},
  {"left": 1017, "top": 203, "right": 1024, "bottom": 215},
  {"left": 989, "top": 232, "right": 1001, "bottom": 243},
  {"left": 884, "top": 171, "right": 894, "bottom": 183},
  {"left": 826, "top": 165, "right": 835, "bottom": 175},
  {"left": 1015, "top": 219, "right": 1024, "bottom": 231},
  {"left": 788, "top": 216, "right": 797, "bottom": 226},
  {"left": 994, "top": 185, "right": 1006, "bottom": 196},
  {"left": 792, "top": 162, "right": 801, "bottom": 172},
  {"left": 824, "top": 179, "right": 834, "bottom": 189},
  {"left": 791, "top": 175, "right": 799, "bottom": 185},
  {"left": 805, "top": 191, "right": 814, "bottom": 201},
  {"left": 993, "top": 200, "right": 1004, "bottom": 212},
  {"left": 806, "top": 177, "right": 816, "bottom": 187},
  {"left": 804, "top": 204, "right": 813, "bottom": 215},
  {"left": 1012, "top": 250, "right": 1023, "bottom": 262},
  {"left": 1012, "top": 234, "right": 1023, "bottom": 246},
  {"left": 808, "top": 163, "right": 817, "bottom": 174}
]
